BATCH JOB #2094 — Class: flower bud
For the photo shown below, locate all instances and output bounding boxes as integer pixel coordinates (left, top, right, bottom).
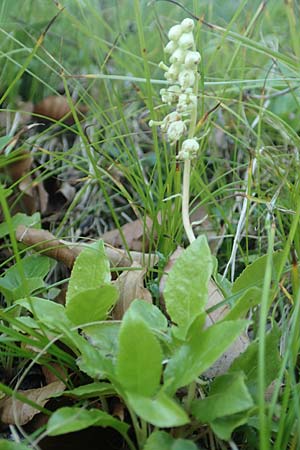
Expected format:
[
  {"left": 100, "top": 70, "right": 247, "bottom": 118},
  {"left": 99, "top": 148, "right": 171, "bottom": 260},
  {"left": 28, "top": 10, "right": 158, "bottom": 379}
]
[
  {"left": 164, "top": 40, "right": 177, "bottom": 54},
  {"left": 178, "top": 32, "right": 194, "bottom": 49},
  {"left": 185, "top": 51, "right": 201, "bottom": 68},
  {"left": 165, "top": 63, "right": 180, "bottom": 82},
  {"left": 169, "top": 48, "right": 185, "bottom": 64},
  {"left": 167, "top": 120, "right": 187, "bottom": 142},
  {"left": 176, "top": 150, "right": 190, "bottom": 160},
  {"left": 178, "top": 69, "right": 195, "bottom": 89},
  {"left": 181, "top": 18, "right": 194, "bottom": 32},
  {"left": 160, "top": 111, "right": 182, "bottom": 132},
  {"left": 168, "top": 24, "right": 182, "bottom": 41},
  {"left": 181, "top": 138, "right": 199, "bottom": 158},
  {"left": 177, "top": 92, "right": 197, "bottom": 112},
  {"left": 160, "top": 85, "right": 181, "bottom": 104}
]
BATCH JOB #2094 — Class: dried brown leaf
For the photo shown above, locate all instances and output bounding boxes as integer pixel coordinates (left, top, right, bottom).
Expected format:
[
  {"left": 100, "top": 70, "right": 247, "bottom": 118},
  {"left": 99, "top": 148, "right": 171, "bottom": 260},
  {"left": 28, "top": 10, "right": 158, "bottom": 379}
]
[
  {"left": 0, "top": 381, "right": 65, "bottom": 425},
  {"left": 112, "top": 262, "right": 152, "bottom": 320},
  {"left": 16, "top": 225, "right": 77, "bottom": 269},
  {"left": 58, "top": 181, "right": 76, "bottom": 203},
  {"left": 7, "top": 150, "right": 33, "bottom": 181},
  {"left": 102, "top": 217, "right": 153, "bottom": 252},
  {"left": 204, "top": 279, "right": 249, "bottom": 378},
  {"left": 42, "top": 363, "right": 68, "bottom": 385},
  {"left": 33, "top": 96, "right": 87, "bottom": 126},
  {"left": 15, "top": 226, "right": 158, "bottom": 270}
]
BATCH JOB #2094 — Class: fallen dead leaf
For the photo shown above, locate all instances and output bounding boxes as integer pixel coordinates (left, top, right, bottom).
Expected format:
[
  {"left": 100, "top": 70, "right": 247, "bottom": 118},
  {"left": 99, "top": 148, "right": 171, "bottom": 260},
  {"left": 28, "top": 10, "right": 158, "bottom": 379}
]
[
  {"left": 16, "top": 225, "right": 77, "bottom": 269},
  {"left": 204, "top": 278, "right": 250, "bottom": 378},
  {"left": 111, "top": 398, "right": 125, "bottom": 421},
  {"left": 6, "top": 150, "right": 33, "bottom": 181},
  {"left": 0, "top": 380, "right": 65, "bottom": 425},
  {"left": 4, "top": 149, "right": 49, "bottom": 215},
  {"left": 15, "top": 225, "right": 159, "bottom": 270},
  {"left": 101, "top": 217, "right": 153, "bottom": 252},
  {"left": 33, "top": 95, "right": 88, "bottom": 126},
  {"left": 112, "top": 262, "right": 152, "bottom": 320},
  {"left": 42, "top": 363, "right": 68, "bottom": 385}
]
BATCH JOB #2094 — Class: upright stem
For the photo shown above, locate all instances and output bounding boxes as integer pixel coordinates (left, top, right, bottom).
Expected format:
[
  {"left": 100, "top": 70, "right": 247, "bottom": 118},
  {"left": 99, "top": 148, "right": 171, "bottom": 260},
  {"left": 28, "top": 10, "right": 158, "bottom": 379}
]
[
  {"left": 182, "top": 159, "right": 195, "bottom": 244},
  {"left": 181, "top": 71, "right": 198, "bottom": 245}
]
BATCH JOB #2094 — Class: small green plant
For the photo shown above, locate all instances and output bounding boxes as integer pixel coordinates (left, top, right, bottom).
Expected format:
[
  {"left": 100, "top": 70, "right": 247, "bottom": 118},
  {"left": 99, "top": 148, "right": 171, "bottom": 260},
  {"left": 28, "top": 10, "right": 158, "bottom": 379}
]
[
  {"left": 0, "top": 234, "right": 282, "bottom": 449},
  {"left": 2, "top": 4, "right": 300, "bottom": 449}
]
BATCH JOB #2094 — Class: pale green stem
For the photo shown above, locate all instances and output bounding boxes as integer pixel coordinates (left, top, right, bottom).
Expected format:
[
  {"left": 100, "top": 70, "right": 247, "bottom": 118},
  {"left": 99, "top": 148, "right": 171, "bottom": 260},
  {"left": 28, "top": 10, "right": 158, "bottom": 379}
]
[
  {"left": 182, "top": 71, "right": 198, "bottom": 245},
  {"left": 182, "top": 159, "right": 195, "bottom": 244}
]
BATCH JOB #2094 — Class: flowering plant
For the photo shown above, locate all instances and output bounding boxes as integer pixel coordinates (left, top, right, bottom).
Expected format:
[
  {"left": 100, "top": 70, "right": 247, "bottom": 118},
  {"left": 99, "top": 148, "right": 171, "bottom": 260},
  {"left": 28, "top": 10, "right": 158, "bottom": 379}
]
[{"left": 150, "top": 18, "right": 201, "bottom": 243}]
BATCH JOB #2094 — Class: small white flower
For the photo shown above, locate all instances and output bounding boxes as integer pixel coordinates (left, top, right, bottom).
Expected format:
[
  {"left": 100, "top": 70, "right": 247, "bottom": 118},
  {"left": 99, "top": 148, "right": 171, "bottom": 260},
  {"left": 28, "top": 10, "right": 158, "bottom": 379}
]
[
  {"left": 164, "top": 40, "right": 177, "bottom": 54},
  {"left": 160, "top": 111, "right": 182, "bottom": 132},
  {"left": 168, "top": 24, "right": 183, "bottom": 41},
  {"left": 178, "top": 32, "right": 194, "bottom": 49},
  {"left": 165, "top": 63, "right": 181, "bottom": 82},
  {"left": 169, "top": 48, "right": 185, "bottom": 64},
  {"left": 167, "top": 120, "right": 187, "bottom": 142},
  {"left": 181, "top": 18, "right": 194, "bottom": 32},
  {"left": 176, "top": 150, "right": 190, "bottom": 160},
  {"left": 160, "top": 85, "right": 181, "bottom": 104},
  {"left": 180, "top": 138, "right": 199, "bottom": 158},
  {"left": 185, "top": 51, "right": 201, "bottom": 68},
  {"left": 178, "top": 69, "right": 195, "bottom": 89},
  {"left": 177, "top": 92, "right": 197, "bottom": 113}
]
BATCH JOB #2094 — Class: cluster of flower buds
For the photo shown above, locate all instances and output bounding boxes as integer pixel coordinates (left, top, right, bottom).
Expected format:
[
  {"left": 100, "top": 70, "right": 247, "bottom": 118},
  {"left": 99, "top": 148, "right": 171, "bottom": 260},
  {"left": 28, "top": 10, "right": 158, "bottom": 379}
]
[{"left": 149, "top": 18, "right": 201, "bottom": 160}]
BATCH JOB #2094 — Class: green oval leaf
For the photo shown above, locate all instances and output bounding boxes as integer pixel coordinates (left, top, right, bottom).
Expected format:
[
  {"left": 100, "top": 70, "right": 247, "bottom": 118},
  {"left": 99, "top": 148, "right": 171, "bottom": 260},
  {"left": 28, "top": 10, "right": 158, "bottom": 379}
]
[
  {"left": 165, "top": 320, "right": 249, "bottom": 394},
  {"left": 164, "top": 236, "right": 213, "bottom": 338},
  {"left": 126, "top": 391, "right": 189, "bottom": 428},
  {"left": 116, "top": 313, "right": 163, "bottom": 397}
]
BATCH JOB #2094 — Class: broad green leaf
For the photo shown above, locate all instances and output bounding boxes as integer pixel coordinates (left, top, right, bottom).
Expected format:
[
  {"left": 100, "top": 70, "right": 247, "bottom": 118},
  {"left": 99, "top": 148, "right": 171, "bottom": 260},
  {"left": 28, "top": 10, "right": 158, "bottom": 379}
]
[
  {"left": 165, "top": 320, "right": 248, "bottom": 393},
  {"left": 126, "top": 391, "right": 189, "bottom": 427},
  {"left": 66, "top": 240, "right": 110, "bottom": 304},
  {"left": 116, "top": 312, "right": 162, "bottom": 397},
  {"left": 13, "top": 254, "right": 52, "bottom": 279},
  {"left": 229, "top": 326, "right": 281, "bottom": 399},
  {"left": 65, "top": 285, "right": 118, "bottom": 326},
  {"left": 76, "top": 339, "right": 114, "bottom": 380},
  {"left": 47, "top": 407, "right": 129, "bottom": 436},
  {"left": 0, "top": 254, "right": 54, "bottom": 301},
  {"left": 232, "top": 251, "right": 282, "bottom": 294},
  {"left": 15, "top": 297, "right": 95, "bottom": 361},
  {"left": 144, "top": 432, "right": 197, "bottom": 450},
  {"left": 191, "top": 372, "right": 253, "bottom": 423},
  {"left": 224, "top": 287, "right": 261, "bottom": 321},
  {"left": 0, "top": 212, "right": 40, "bottom": 238},
  {"left": 0, "top": 441, "right": 30, "bottom": 450},
  {"left": 164, "top": 235, "right": 213, "bottom": 338},
  {"left": 211, "top": 412, "right": 250, "bottom": 441},
  {"left": 63, "top": 382, "right": 115, "bottom": 398},
  {"left": 127, "top": 299, "right": 168, "bottom": 332},
  {"left": 16, "top": 297, "right": 72, "bottom": 330},
  {"left": 144, "top": 431, "right": 173, "bottom": 450},
  {"left": 0, "top": 277, "right": 45, "bottom": 302},
  {"left": 82, "top": 322, "right": 120, "bottom": 356},
  {"left": 172, "top": 440, "right": 198, "bottom": 450}
]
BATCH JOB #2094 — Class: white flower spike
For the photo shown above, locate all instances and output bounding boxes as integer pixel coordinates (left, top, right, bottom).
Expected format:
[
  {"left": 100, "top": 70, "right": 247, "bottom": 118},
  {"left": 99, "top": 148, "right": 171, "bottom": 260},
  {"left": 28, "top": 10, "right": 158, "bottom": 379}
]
[{"left": 149, "top": 17, "right": 201, "bottom": 243}]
